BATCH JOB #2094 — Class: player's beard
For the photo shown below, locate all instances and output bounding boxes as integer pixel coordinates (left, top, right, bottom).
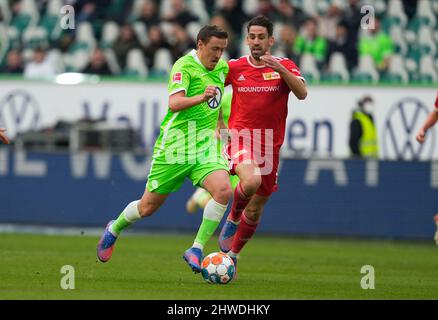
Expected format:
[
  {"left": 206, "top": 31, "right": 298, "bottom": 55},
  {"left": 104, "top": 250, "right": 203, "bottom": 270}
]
[{"left": 251, "top": 47, "right": 263, "bottom": 61}]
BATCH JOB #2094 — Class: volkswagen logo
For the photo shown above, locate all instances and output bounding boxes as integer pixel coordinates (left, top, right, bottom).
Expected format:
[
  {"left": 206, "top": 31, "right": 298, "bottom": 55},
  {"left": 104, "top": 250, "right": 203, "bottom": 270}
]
[
  {"left": 382, "top": 97, "right": 434, "bottom": 160},
  {"left": 0, "top": 90, "right": 40, "bottom": 138}
]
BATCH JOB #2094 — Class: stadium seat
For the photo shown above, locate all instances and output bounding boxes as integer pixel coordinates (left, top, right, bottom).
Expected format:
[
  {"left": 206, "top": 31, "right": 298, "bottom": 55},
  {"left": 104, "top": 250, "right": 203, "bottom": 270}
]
[
  {"left": 390, "top": 25, "right": 408, "bottom": 56},
  {"left": 273, "top": 22, "right": 284, "bottom": 41},
  {"left": 22, "top": 26, "right": 48, "bottom": 49},
  {"left": 387, "top": 0, "right": 408, "bottom": 28},
  {"left": 0, "top": 0, "right": 11, "bottom": 25},
  {"left": 242, "top": 0, "right": 259, "bottom": 16},
  {"left": 370, "top": 0, "right": 387, "bottom": 16},
  {"left": 6, "top": 26, "right": 21, "bottom": 50},
  {"left": 159, "top": 21, "right": 175, "bottom": 43},
  {"left": 354, "top": 54, "right": 379, "bottom": 83},
  {"left": 326, "top": 52, "right": 350, "bottom": 82},
  {"left": 418, "top": 26, "right": 437, "bottom": 56},
  {"left": 189, "top": 0, "right": 209, "bottom": 24},
  {"left": 63, "top": 50, "right": 90, "bottom": 72},
  {"left": 417, "top": 0, "right": 437, "bottom": 28},
  {"left": 419, "top": 54, "right": 438, "bottom": 83},
  {"left": 159, "top": 0, "right": 172, "bottom": 18},
  {"left": 0, "top": 23, "right": 8, "bottom": 65},
  {"left": 186, "top": 21, "right": 202, "bottom": 43},
  {"left": 153, "top": 48, "right": 173, "bottom": 74},
  {"left": 100, "top": 21, "right": 120, "bottom": 49},
  {"left": 300, "top": 53, "right": 320, "bottom": 82},
  {"left": 387, "top": 54, "right": 409, "bottom": 83},
  {"left": 10, "top": 0, "right": 39, "bottom": 34},
  {"left": 130, "top": 0, "right": 147, "bottom": 20},
  {"left": 103, "top": 49, "right": 122, "bottom": 75},
  {"left": 433, "top": 0, "right": 438, "bottom": 14},
  {"left": 39, "top": 0, "right": 63, "bottom": 41},
  {"left": 315, "top": 0, "right": 331, "bottom": 16},
  {"left": 301, "top": 0, "right": 317, "bottom": 17},
  {"left": 132, "top": 22, "right": 149, "bottom": 47},
  {"left": 125, "top": 48, "right": 148, "bottom": 77},
  {"left": 68, "top": 22, "right": 96, "bottom": 54}
]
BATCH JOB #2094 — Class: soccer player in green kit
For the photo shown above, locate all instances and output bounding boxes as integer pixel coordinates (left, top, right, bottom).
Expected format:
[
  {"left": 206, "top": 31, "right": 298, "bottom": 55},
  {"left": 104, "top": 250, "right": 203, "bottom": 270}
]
[
  {"left": 185, "top": 91, "right": 240, "bottom": 213},
  {"left": 97, "top": 25, "right": 231, "bottom": 273}
]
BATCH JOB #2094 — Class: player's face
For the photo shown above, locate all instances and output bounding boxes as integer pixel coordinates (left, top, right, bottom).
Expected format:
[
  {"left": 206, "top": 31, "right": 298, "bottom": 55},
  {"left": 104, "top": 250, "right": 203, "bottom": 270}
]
[
  {"left": 247, "top": 26, "right": 274, "bottom": 61},
  {"left": 198, "top": 36, "right": 228, "bottom": 70}
]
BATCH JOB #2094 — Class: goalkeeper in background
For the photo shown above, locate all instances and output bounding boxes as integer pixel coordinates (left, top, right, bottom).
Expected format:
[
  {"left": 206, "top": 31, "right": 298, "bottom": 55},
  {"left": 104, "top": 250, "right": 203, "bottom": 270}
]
[{"left": 186, "top": 91, "right": 240, "bottom": 213}]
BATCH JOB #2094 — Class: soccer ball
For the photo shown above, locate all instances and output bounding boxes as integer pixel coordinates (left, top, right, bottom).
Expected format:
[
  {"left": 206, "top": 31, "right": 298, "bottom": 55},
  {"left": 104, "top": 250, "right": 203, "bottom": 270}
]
[{"left": 201, "top": 252, "right": 235, "bottom": 284}]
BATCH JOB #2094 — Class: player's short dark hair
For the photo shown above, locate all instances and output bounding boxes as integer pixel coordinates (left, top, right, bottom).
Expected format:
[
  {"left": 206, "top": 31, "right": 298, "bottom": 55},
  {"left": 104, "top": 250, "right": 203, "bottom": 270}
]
[
  {"left": 197, "top": 25, "right": 228, "bottom": 45},
  {"left": 247, "top": 15, "right": 274, "bottom": 37}
]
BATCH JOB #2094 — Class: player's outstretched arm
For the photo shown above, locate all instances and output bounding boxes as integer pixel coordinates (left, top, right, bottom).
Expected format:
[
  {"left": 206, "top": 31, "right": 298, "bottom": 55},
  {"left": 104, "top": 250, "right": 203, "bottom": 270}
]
[
  {"left": 260, "top": 53, "right": 307, "bottom": 100},
  {"left": 0, "top": 128, "right": 10, "bottom": 144},
  {"left": 416, "top": 109, "right": 438, "bottom": 144},
  {"left": 169, "top": 86, "right": 217, "bottom": 112},
  {"left": 216, "top": 109, "right": 228, "bottom": 140}
]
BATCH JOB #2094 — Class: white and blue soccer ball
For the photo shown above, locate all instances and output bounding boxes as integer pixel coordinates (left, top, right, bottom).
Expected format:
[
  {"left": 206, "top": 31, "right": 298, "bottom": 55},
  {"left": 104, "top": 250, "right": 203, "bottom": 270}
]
[{"left": 201, "top": 252, "right": 235, "bottom": 284}]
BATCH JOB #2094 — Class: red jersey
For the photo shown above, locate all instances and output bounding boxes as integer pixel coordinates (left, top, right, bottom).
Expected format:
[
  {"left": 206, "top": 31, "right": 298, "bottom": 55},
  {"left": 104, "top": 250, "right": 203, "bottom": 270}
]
[
  {"left": 435, "top": 93, "right": 438, "bottom": 108},
  {"left": 226, "top": 55, "right": 304, "bottom": 152}
]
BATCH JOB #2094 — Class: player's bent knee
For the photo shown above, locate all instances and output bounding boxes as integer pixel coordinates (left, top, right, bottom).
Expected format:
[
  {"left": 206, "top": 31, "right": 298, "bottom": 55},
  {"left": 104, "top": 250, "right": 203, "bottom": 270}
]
[
  {"left": 211, "top": 184, "right": 232, "bottom": 205},
  {"left": 241, "top": 175, "right": 262, "bottom": 195}
]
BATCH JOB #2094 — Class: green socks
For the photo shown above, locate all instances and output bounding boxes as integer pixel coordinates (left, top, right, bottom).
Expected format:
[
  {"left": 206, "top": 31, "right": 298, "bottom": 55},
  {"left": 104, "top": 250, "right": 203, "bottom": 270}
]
[{"left": 109, "top": 200, "right": 141, "bottom": 236}]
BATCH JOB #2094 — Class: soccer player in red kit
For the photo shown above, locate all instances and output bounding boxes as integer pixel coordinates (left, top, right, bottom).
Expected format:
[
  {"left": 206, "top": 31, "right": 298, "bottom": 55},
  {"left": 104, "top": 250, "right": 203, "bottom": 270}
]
[
  {"left": 416, "top": 92, "right": 438, "bottom": 244},
  {"left": 218, "top": 16, "right": 307, "bottom": 271}
]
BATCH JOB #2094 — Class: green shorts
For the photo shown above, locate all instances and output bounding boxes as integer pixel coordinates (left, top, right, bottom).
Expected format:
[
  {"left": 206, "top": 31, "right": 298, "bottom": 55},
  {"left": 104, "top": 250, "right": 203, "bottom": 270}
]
[
  {"left": 229, "top": 174, "right": 240, "bottom": 190},
  {"left": 146, "top": 150, "right": 229, "bottom": 194}
]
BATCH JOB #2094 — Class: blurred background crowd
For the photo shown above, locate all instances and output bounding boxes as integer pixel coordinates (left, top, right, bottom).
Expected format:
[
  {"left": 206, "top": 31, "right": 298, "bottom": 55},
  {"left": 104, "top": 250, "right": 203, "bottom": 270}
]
[{"left": 0, "top": 0, "right": 437, "bottom": 84}]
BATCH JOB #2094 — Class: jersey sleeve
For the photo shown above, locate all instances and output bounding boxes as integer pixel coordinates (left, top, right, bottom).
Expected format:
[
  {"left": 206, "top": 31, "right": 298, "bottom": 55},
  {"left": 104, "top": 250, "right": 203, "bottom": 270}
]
[
  {"left": 225, "top": 60, "right": 235, "bottom": 87},
  {"left": 282, "top": 59, "right": 306, "bottom": 83},
  {"left": 168, "top": 62, "right": 191, "bottom": 96},
  {"left": 435, "top": 93, "right": 438, "bottom": 109}
]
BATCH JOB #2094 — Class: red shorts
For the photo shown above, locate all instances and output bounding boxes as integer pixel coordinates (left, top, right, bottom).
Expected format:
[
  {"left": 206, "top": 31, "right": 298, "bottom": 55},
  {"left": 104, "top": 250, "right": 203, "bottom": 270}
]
[{"left": 223, "top": 140, "right": 279, "bottom": 197}]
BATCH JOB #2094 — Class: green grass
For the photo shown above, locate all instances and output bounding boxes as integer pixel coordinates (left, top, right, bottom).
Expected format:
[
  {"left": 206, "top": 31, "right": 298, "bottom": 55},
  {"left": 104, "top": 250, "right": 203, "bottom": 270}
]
[{"left": 1, "top": 233, "right": 438, "bottom": 299}]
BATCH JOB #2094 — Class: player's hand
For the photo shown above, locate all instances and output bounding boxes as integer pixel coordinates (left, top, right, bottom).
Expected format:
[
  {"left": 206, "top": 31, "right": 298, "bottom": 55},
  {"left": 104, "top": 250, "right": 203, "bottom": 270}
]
[
  {"left": 416, "top": 128, "right": 426, "bottom": 144},
  {"left": 260, "top": 53, "right": 285, "bottom": 72},
  {"left": 202, "top": 85, "right": 217, "bottom": 102},
  {"left": 0, "top": 128, "right": 10, "bottom": 144}
]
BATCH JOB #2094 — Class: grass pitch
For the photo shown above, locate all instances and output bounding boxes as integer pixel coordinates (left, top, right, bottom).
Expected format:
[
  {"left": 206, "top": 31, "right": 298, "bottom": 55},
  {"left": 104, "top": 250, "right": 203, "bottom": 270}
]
[{"left": 1, "top": 232, "right": 438, "bottom": 299}]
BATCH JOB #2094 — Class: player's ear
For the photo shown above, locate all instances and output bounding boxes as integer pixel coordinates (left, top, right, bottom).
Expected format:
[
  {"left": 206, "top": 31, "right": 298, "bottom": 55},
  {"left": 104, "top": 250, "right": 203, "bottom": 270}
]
[
  {"left": 197, "top": 39, "right": 204, "bottom": 51},
  {"left": 269, "top": 36, "right": 275, "bottom": 47}
]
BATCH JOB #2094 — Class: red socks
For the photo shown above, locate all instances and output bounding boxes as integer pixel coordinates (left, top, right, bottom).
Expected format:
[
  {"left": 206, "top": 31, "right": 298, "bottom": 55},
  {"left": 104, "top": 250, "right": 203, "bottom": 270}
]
[
  {"left": 229, "top": 183, "right": 251, "bottom": 222},
  {"left": 231, "top": 212, "right": 259, "bottom": 253}
]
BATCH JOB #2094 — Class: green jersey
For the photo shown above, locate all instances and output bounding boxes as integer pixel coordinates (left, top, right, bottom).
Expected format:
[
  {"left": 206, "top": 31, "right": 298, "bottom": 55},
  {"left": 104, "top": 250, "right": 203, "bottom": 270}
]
[
  {"left": 146, "top": 50, "right": 229, "bottom": 194},
  {"left": 153, "top": 49, "right": 229, "bottom": 160}
]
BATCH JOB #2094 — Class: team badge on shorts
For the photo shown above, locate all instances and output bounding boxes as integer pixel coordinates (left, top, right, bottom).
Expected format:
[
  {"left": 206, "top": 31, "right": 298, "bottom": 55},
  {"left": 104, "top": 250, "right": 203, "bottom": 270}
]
[{"left": 207, "top": 86, "right": 222, "bottom": 109}]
